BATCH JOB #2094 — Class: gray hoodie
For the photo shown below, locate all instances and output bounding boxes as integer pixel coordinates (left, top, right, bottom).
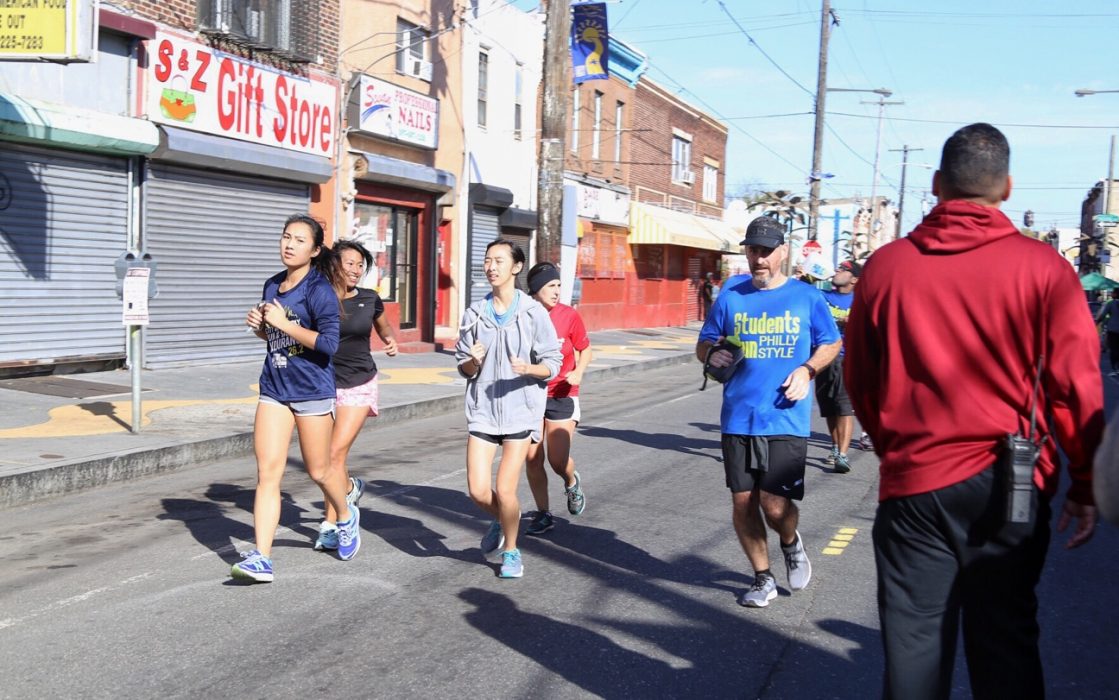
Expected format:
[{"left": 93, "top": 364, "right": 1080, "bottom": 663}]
[{"left": 455, "top": 290, "right": 562, "bottom": 438}]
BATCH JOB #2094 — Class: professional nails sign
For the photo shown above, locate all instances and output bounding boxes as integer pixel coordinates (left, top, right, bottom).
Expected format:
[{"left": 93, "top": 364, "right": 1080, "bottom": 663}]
[
  {"left": 146, "top": 32, "right": 338, "bottom": 157},
  {"left": 350, "top": 74, "right": 439, "bottom": 150}
]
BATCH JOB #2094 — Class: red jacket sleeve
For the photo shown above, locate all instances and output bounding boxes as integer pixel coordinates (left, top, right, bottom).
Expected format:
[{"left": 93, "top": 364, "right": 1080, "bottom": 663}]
[
  {"left": 844, "top": 285, "right": 881, "bottom": 447},
  {"left": 1043, "top": 264, "right": 1106, "bottom": 505}
]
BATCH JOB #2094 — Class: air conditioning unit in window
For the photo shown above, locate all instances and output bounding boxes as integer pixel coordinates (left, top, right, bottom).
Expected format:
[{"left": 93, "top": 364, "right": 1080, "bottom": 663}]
[
  {"left": 680, "top": 171, "right": 695, "bottom": 185},
  {"left": 409, "top": 58, "right": 434, "bottom": 82}
]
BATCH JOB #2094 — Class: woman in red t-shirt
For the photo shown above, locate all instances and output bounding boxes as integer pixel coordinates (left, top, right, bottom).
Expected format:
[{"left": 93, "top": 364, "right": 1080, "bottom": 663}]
[{"left": 523, "top": 263, "right": 592, "bottom": 535}]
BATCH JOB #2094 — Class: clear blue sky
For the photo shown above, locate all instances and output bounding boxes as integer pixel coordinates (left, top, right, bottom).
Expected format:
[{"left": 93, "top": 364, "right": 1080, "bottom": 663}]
[{"left": 517, "top": 0, "right": 1119, "bottom": 234}]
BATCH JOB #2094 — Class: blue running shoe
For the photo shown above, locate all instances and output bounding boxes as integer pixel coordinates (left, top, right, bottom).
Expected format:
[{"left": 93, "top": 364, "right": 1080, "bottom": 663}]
[
  {"left": 337, "top": 506, "right": 361, "bottom": 561},
  {"left": 347, "top": 476, "right": 366, "bottom": 506},
  {"left": 525, "top": 510, "right": 555, "bottom": 536},
  {"left": 314, "top": 521, "right": 339, "bottom": 551},
  {"left": 231, "top": 550, "right": 273, "bottom": 583},
  {"left": 499, "top": 549, "right": 523, "bottom": 578},
  {"left": 480, "top": 520, "right": 505, "bottom": 558},
  {"left": 565, "top": 471, "right": 586, "bottom": 515}
]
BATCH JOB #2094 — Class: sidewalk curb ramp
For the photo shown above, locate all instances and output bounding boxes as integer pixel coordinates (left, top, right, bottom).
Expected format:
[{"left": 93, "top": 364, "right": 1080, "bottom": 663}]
[{"left": 0, "top": 352, "right": 695, "bottom": 508}]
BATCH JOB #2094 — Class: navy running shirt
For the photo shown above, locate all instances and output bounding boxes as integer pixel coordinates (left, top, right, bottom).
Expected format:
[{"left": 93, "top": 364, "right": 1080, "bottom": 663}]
[
  {"left": 257, "top": 268, "right": 340, "bottom": 402},
  {"left": 699, "top": 276, "right": 839, "bottom": 437}
]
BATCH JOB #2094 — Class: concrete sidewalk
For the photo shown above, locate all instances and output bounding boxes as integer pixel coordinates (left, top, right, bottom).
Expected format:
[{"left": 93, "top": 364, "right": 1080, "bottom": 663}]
[{"left": 0, "top": 325, "right": 701, "bottom": 507}]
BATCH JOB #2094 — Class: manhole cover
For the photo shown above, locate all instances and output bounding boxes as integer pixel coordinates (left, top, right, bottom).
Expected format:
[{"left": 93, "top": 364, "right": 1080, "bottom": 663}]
[{"left": 0, "top": 376, "right": 150, "bottom": 399}]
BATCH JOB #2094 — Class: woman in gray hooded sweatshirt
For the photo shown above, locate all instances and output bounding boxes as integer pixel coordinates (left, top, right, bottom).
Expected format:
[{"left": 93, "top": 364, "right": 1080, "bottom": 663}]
[{"left": 455, "top": 239, "right": 562, "bottom": 578}]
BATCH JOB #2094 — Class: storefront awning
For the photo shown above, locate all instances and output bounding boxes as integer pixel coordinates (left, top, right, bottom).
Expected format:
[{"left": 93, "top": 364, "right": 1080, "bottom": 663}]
[
  {"left": 353, "top": 151, "right": 456, "bottom": 194},
  {"left": 629, "top": 201, "right": 741, "bottom": 252},
  {"left": 0, "top": 93, "right": 159, "bottom": 156},
  {"left": 153, "top": 126, "right": 333, "bottom": 183}
]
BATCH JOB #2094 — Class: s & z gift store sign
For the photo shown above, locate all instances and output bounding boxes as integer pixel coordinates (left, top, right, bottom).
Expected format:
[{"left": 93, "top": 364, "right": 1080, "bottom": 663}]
[{"left": 146, "top": 32, "right": 338, "bottom": 157}]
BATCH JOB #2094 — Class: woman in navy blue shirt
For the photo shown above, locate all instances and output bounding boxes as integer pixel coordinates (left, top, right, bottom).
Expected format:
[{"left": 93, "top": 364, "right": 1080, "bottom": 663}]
[{"left": 232, "top": 215, "right": 360, "bottom": 583}]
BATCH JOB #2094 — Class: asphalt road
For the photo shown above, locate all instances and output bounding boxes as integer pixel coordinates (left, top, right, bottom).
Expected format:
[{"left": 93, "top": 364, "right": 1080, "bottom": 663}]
[{"left": 0, "top": 365, "right": 1115, "bottom": 699}]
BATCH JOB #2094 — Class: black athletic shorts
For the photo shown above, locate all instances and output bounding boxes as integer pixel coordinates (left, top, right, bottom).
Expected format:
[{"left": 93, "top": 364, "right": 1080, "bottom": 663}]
[
  {"left": 469, "top": 430, "right": 533, "bottom": 444},
  {"left": 544, "top": 396, "right": 581, "bottom": 423},
  {"left": 815, "top": 357, "right": 854, "bottom": 417},
  {"left": 721, "top": 434, "right": 807, "bottom": 499}
]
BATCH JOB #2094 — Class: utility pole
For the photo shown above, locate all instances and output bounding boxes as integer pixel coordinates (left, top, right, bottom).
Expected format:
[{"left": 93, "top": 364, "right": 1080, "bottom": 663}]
[
  {"left": 861, "top": 96, "right": 903, "bottom": 251},
  {"left": 807, "top": 0, "right": 832, "bottom": 242},
  {"left": 889, "top": 145, "right": 922, "bottom": 239},
  {"left": 536, "top": 0, "right": 571, "bottom": 265}
]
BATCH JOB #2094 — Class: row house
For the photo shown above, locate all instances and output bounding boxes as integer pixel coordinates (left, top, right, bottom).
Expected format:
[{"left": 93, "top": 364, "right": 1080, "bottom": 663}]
[
  {"left": 0, "top": 1, "right": 731, "bottom": 374},
  {"left": 1, "top": 0, "right": 343, "bottom": 371}
]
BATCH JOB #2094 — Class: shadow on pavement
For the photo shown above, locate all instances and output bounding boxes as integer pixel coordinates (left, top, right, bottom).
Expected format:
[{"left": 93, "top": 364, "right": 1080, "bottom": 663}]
[
  {"left": 578, "top": 425, "right": 721, "bottom": 461},
  {"left": 159, "top": 482, "right": 316, "bottom": 564}
]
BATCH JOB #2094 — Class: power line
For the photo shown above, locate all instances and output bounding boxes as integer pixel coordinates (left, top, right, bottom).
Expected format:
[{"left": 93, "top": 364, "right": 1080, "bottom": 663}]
[
  {"left": 714, "top": 0, "right": 816, "bottom": 98},
  {"left": 829, "top": 111, "right": 1119, "bottom": 130}
]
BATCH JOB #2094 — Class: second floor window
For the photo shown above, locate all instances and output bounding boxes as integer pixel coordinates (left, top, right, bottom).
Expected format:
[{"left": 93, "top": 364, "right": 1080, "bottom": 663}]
[
  {"left": 614, "top": 101, "right": 624, "bottom": 163},
  {"left": 703, "top": 164, "right": 719, "bottom": 202},
  {"left": 592, "top": 91, "right": 603, "bottom": 160},
  {"left": 396, "top": 19, "right": 428, "bottom": 74},
  {"left": 672, "top": 136, "right": 692, "bottom": 183},
  {"left": 514, "top": 65, "right": 523, "bottom": 139},
  {"left": 478, "top": 51, "right": 489, "bottom": 128},
  {"left": 571, "top": 88, "right": 580, "bottom": 152}
]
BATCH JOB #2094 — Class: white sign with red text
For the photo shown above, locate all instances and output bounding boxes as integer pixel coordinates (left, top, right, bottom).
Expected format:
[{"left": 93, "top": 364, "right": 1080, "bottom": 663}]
[
  {"left": 146, "top": 32, "right": 337, "bottom": 158},
  {"left": 355, "top": 75, "right": 439, "bottom": 150}
]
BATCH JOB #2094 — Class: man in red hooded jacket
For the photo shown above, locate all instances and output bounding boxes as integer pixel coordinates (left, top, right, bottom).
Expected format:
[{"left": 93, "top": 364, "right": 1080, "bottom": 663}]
[{"left": 845, "top": 123, "right": 1104, "bottom": 700}]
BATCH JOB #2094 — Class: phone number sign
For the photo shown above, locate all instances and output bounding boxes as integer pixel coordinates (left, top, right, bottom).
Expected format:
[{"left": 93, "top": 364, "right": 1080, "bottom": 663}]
[
  {"left": 146, "top": 32, "right": 338, "bottom": 158},
  {"left": 0, "top": 0, "right": 95, "bottom": 61}
]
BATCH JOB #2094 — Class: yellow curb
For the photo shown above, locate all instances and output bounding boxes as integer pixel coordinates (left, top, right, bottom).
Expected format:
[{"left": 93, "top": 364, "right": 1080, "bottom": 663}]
[
  {"left": 377, "top": 367, "right": 461, "bottom": 385},
  {"left": 0, "top": 395, "right": 257, "bottom": 439}
]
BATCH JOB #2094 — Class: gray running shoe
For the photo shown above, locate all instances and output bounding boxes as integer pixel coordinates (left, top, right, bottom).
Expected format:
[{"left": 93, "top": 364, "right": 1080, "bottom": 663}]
[
  {"left": 782, "top": 531, "right": 812, "bottom": 591},
  {"left": 347, "top": 476, "right": 366, "bottom": 506},
  {"left": 739, "top": 572, "right": 777, "bottom": 607},
  {"left": 480, "top": 520, "right": 505, "bottom": 557},
  {"left": 859, "top": 432, "right": 873, "bottom": 450},
  {"left": 526, "top": 511, "right": 555, "bottom": 536},
  {"left": 565, "top": 471, "right": 586, "bottom": 515},
  {"left": 834, "top": 454, "right": 851, "bottom": 474}
]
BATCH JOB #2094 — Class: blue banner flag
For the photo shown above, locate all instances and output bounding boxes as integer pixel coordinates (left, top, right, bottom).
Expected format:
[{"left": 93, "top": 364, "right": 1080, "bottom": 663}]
[{"left": 571, "top": 3, "right": 609, "bottom": 84}]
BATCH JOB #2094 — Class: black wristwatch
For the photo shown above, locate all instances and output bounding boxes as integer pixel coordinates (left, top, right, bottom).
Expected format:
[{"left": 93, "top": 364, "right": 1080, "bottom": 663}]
[{"left": 800, "top": 362, "right": 817, "bottom": 379}]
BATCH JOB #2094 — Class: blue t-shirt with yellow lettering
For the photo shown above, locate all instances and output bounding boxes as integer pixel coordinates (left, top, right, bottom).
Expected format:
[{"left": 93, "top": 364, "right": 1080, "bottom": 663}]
[
  {"left": 822, "top": 289, "right": 854, "bottom": 356},
  {"left": 699, "top": 276, "right": 839, "bottom": 437}
]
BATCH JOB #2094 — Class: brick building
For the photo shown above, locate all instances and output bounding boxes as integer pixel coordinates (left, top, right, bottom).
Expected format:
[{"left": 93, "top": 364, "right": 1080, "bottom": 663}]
[
  {"left": 569, "top": 71, "right": 736, "bottom": 330},
  {"left": 0, "top": 1, "right": 344, "bottom": 372}
]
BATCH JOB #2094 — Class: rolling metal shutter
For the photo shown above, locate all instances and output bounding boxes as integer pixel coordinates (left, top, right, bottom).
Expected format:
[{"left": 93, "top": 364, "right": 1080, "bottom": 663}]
[
  {"left": 502, "top": 229, "right": 531, "bottom": 293},
  {"left": 0, "top": 144, "right": 129, "bottom": 365},
  {"left": 143, "top": 164, "right": 308, "bottom": 367},
  {"left": 468, "top": 205, "right": 501, "bottom": 307}
]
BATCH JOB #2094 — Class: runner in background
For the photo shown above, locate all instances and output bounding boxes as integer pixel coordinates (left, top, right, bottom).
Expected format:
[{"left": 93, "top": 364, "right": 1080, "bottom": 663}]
[
  {"left": 523, "top": 263, "right": 590, "bottom": 536},
  {"left": 455, "top": 240, "right": 562, "bottom": 579},
  {"left": 313, "top": 240, "right": 399, "bottom": 552}
]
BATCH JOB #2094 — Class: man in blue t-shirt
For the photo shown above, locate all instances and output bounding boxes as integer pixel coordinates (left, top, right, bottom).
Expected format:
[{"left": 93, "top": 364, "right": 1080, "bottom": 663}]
[
  {"left": 816, "top": 260, "right": 861, "bottom": 474},
  {"left": 697, "top": 216, "right": 841, "bottom": 609}
]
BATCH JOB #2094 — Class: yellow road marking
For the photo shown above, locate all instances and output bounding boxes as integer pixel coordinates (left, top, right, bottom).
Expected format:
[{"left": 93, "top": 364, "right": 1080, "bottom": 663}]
[
  {"left": 822, "top": 527, "right": 860, "bottom": 556},
  {"left": 377, "top": 367, "right": 461, "bottom": 385}
]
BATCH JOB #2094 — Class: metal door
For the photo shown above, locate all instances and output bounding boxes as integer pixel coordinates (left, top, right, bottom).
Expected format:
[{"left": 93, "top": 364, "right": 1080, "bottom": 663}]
[{"left": 143, "top": 164, "right": 309, "bottom": 367}]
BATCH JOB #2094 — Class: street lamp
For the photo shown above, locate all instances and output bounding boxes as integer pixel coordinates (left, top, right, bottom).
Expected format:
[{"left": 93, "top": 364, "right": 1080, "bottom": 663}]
[
  {"left": 807, "top": 86, "right": 894, "bottom": 248},
  {"left": 1075, "top": 88, "right": 1119, "bottom": 97}
]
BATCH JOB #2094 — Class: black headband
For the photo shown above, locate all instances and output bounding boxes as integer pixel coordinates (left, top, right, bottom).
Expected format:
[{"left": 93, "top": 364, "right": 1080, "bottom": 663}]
[{"left": 528, "top": 264, "right": 561, "bottom": 296}]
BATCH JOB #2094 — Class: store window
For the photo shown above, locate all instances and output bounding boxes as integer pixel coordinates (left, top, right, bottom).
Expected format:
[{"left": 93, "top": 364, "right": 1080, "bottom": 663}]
[
  {"left": 350, "top": 202, "right": 419, "bottom": 328},
  {"left": 578, "top": 227, "right": 628, "bottom": 279}
]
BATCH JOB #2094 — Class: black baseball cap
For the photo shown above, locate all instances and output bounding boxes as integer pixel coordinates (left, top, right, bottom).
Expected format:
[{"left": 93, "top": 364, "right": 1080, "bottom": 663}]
[
  {"left": 740, "top": 217, "right": 786, "bottom": 248},
  {"left": 837, "top": 260, "right": 863, "bottom": 276}
]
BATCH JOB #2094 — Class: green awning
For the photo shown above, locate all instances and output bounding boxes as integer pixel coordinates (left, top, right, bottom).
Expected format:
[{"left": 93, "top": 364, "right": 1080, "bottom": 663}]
[{"left": 0, "top": 93, "right": 159, "bottom": 157}]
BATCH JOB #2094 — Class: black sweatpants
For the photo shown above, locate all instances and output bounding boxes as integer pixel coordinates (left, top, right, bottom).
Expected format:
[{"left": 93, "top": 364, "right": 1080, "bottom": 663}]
[{"left": 873, "top": 466, "right": 1051, "bottom": 700}]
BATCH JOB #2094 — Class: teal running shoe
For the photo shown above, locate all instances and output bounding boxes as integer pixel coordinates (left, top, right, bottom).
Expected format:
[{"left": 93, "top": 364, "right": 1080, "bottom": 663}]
[{"left": 499, "top": 549, "right": 523, "bottom": 578}]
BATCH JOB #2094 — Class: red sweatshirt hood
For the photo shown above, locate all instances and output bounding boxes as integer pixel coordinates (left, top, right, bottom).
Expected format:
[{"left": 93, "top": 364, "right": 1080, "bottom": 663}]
[{"left": 908, "top": 200, "right": 1020, "bottom": 253}]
